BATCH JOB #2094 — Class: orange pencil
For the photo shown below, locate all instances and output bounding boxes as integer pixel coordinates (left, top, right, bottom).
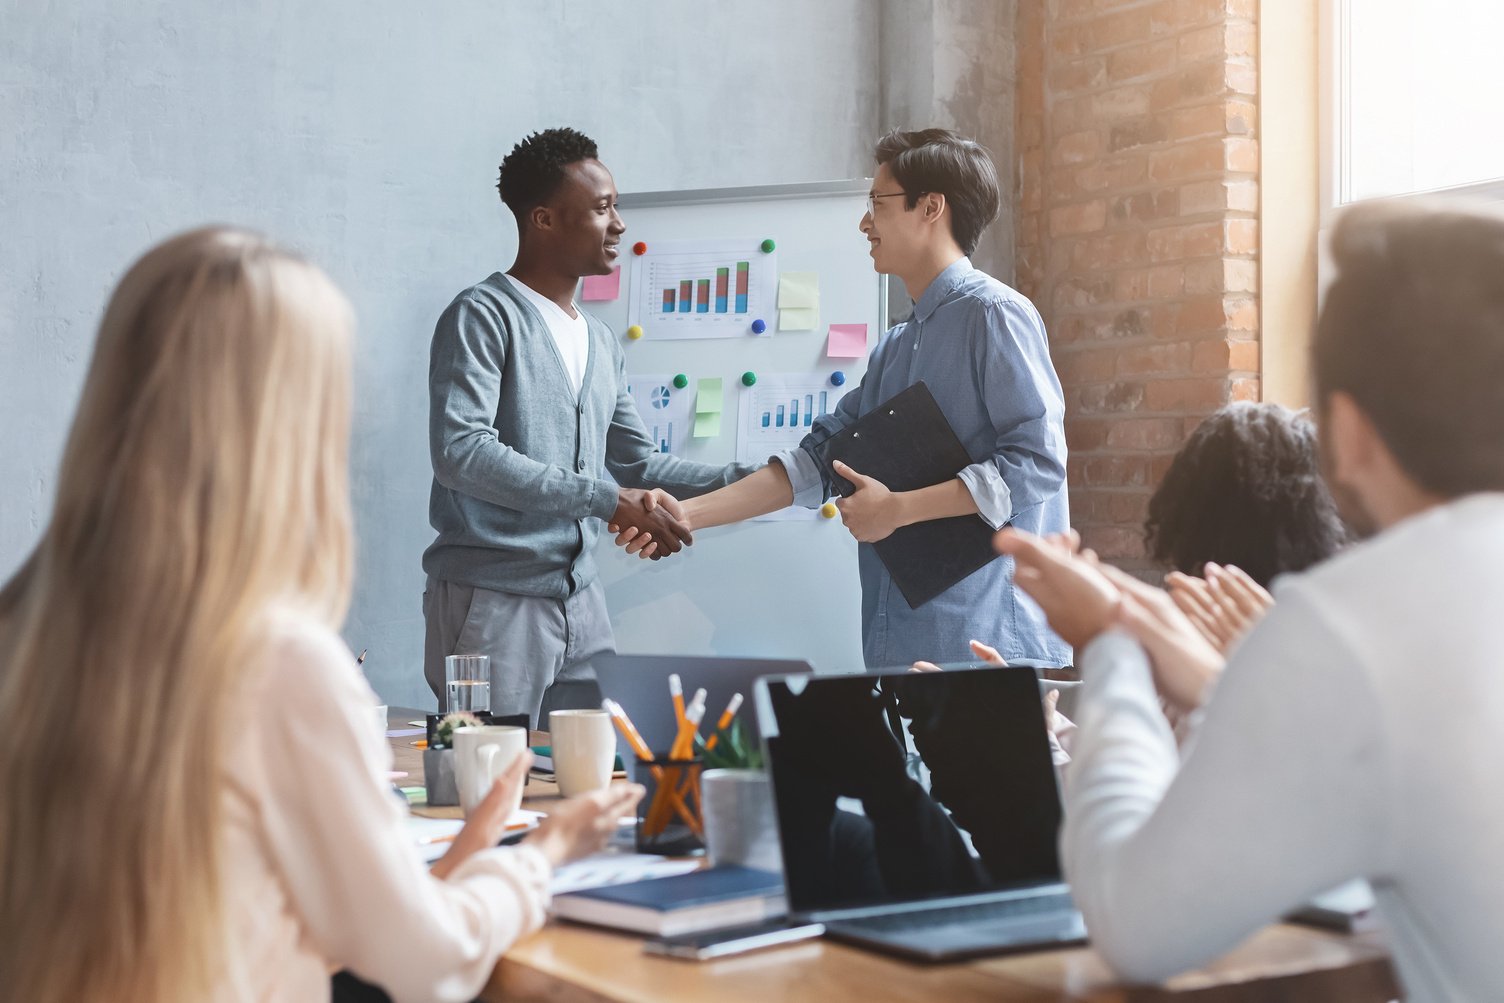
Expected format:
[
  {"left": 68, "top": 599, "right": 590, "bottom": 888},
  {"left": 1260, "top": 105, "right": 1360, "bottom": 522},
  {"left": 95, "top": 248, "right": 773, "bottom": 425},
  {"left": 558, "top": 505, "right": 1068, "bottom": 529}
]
[{"left": 702, "top": 693, "right": 744, "bottom": 754}]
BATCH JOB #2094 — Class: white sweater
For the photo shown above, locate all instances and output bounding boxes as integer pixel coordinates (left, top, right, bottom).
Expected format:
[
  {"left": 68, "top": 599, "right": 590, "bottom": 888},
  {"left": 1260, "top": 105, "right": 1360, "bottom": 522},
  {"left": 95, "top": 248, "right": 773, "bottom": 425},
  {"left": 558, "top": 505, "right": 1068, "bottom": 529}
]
[
  {"left": 1063, "top": 493, "right": 1504, "bottom": 1002},
  {"left": 218, "top": 607, "right": 549, "bottom": 1002}
]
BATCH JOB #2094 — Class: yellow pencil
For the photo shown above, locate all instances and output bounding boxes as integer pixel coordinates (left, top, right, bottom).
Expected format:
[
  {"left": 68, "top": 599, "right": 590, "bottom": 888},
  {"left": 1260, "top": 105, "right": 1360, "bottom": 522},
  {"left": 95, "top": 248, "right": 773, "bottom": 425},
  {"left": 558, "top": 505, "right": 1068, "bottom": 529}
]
[{"left": 702, "top": 693, "right": 744, "bottom": 754}]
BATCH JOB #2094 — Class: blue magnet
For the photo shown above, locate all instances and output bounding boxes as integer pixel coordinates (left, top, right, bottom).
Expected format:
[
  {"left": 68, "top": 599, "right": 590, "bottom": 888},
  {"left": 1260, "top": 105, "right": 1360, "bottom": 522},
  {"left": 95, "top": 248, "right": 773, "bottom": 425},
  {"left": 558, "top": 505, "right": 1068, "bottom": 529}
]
[
  {"left": 751, "top": 318, "right": 767, "bottom": 334},
  {"left": 830, "top": 371, "right": 846, "bottom": 386}
]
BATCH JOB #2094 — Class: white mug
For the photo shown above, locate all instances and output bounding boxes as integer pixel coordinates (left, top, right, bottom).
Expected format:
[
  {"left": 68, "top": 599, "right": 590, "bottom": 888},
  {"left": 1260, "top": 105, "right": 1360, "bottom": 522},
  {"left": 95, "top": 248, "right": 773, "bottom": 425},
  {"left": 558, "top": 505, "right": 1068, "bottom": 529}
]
[
  {"left": 452, "top": 725, "right": 528, "bottom": 817},
  {"left": 549, "top": 709, "right": 617, "bottom": 797}
]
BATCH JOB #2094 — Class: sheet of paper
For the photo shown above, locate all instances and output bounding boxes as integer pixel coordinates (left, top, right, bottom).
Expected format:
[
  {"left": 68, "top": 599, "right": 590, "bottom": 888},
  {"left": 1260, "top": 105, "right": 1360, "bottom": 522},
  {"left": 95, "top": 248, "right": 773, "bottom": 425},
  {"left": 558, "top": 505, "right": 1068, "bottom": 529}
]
[
  {"left": 580, "top": 266, "right": 621, "bottom": 302},
  {"left": 550, "top": 852, "right": 703, "bottom": 895},
  {"left": 826, "top": 323, "right": 869, "bottom": 358},
  {"left": 625, "top": 237, "right": 778, "bottom": 340},
  {"left": 385, "top": 727, "right": 425, "bottom": 738},
  {"left": 693, "top": 410, "right": 721, "bottom": 438},
  {"left": 779, "top": 308, "right": 818, "bottom": 331},
  {"left": 625, "top": 373, "right": 695, "bottom": 457},
  {"left": 777, "top": 271, "right": 820, "bottom": 309},
  {"left": 695, "top": 377, "right": 723, "bottom": 414},
  {"left": 736, "top": 372, "right": 855, "bottom": 520}
]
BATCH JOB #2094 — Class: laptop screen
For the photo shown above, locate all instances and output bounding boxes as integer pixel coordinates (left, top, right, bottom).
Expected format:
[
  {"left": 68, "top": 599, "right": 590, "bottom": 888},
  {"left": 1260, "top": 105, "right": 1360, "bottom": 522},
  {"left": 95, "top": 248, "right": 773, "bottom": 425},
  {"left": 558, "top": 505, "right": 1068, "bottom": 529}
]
[{"left": 757, "top": 666, "right": 1064, "bottom": 915}]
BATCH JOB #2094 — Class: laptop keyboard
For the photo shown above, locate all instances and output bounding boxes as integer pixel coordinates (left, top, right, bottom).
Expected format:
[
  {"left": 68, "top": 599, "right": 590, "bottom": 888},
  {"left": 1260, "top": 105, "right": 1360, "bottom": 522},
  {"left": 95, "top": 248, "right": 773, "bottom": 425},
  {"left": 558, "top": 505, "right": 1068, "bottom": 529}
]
[{"left": 839, "top": 892, "right": 1077, "bottom": 933}]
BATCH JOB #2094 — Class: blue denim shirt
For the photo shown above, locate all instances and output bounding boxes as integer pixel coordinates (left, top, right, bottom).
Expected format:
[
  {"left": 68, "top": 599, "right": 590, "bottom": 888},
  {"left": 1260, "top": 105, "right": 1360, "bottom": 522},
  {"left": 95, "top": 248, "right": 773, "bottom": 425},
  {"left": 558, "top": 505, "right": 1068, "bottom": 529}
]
[{"left": 774, "top": 258, "right": 1072, "bottom": 668}]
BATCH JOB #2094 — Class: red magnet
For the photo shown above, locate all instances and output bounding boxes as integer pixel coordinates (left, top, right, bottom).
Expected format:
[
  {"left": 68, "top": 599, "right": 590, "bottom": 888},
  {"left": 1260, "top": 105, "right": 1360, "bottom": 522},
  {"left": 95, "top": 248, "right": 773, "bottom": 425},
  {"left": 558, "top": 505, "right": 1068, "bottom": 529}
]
[{"left": 632, "top": 241, "right": 648, "bottom": 255}]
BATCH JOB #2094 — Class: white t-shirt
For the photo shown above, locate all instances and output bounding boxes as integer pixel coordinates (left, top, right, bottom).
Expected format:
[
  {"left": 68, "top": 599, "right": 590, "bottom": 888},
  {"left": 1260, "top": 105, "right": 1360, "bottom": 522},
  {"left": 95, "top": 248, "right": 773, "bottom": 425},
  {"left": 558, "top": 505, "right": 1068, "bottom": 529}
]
[
  {"left": 219, "top": 606, "right": 550, "bottom": 1001},
  {"left": 505, "top": 274, "right": 589, "bottom": 397},
  {"left": 1062, "top": 493, "right": 1504, "bottom": 1001}
]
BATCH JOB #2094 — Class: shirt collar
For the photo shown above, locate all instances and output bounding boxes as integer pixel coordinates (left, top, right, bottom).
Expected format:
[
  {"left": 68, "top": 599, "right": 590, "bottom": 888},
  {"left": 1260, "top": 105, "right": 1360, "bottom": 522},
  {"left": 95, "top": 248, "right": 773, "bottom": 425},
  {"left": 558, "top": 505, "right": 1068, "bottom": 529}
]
[{"left": 911, "top": 256, "right": 973, "bottom": 323}]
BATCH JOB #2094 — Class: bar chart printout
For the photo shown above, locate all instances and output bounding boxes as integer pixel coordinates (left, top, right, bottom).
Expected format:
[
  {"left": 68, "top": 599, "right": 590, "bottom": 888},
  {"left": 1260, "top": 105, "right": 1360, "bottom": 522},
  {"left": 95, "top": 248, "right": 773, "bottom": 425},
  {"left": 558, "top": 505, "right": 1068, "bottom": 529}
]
[
  {"left": 627, "top": 237, "right": 778, "bottom": 340},
  {"left": 624, "top": 373, "right": 695, "bottom": 458},
  {"left": 737, "top": 373, "right": 854, "bottom": 520}
]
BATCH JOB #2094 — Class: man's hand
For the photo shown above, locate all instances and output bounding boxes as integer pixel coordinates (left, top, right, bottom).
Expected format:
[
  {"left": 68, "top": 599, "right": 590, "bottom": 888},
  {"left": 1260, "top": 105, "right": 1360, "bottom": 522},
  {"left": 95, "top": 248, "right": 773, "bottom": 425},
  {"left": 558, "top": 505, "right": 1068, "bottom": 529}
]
[
  {"left": 993, "top": 528, "right": 1122, "bottom": 649},
  {"left": 607, "top": 488, "right": 692, "bottom": 560},
  {"left": 831, "top": 460, "right": 906, "bottom": 543}
]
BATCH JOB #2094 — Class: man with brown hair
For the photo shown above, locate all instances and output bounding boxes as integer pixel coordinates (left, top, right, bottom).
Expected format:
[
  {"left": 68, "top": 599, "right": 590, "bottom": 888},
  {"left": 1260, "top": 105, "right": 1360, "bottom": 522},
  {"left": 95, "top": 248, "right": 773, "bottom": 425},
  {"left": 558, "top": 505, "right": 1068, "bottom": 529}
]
[{"left": 995, "top": 198, "right": 1504, "bottom": 999}]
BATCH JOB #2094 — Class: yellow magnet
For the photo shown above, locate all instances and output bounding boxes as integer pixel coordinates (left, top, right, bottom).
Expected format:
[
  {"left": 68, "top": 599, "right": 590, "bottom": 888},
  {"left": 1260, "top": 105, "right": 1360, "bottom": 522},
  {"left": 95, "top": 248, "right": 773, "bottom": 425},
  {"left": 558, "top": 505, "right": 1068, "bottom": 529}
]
[
  {"left": 820, "top": 502, "right": 839, "bottom": 519},
  {"left": 626, "top": 325, "right": 644, "bottom": 340}
]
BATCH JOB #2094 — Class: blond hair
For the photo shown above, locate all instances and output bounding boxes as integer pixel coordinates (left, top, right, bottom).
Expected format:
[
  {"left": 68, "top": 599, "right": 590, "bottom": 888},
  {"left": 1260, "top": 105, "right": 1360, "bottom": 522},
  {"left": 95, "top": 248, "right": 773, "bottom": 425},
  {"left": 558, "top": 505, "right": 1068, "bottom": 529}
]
[{"left": 0, "top": 227, "right": 354, "bottom": 1001}]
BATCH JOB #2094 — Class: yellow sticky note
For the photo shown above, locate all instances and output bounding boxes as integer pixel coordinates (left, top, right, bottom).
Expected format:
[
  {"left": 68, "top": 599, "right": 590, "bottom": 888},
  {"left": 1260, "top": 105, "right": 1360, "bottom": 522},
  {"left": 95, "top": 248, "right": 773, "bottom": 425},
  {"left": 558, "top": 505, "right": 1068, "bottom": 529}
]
[
  {"left": 694, "top": 410, "right": 721, "bottom": 438},
  {"left": 695, "top": 377, "right": 722, "bottom": 414},
  {"left": 779, "top": 308, "right": 818, "bottom": 331},
  {"left": 777, "top": 272, "right": 820, "bottom": 309}
]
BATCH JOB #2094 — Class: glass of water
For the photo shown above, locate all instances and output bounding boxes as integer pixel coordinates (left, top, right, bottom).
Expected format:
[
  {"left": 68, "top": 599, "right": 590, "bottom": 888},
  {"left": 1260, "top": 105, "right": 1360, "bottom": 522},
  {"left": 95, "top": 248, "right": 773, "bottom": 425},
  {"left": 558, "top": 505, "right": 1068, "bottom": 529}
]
[{"left": 444, "top": 654, "right": 491, "bottom": 714}]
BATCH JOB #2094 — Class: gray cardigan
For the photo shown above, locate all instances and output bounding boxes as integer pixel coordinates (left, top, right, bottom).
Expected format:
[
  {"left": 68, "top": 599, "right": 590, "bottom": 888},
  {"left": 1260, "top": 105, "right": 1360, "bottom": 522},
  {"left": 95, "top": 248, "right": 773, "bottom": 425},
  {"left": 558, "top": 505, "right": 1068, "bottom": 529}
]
[{"left": 423, "top": 272, "right": 755, "bottom": 598}]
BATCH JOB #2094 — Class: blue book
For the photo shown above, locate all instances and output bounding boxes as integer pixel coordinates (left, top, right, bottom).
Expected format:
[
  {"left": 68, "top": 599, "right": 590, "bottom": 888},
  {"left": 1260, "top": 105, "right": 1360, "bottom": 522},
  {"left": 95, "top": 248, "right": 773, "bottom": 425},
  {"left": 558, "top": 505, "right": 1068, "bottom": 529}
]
[{"left": 552, "top": 866, "right": 786, "bottom": 936}]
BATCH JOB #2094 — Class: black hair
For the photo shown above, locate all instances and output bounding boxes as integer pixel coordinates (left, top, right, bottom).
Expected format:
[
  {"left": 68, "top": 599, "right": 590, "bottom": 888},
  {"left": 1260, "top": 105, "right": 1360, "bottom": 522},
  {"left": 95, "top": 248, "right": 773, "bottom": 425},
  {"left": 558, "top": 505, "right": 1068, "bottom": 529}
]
[
  {"left": 496, "top": 127, "right": 600, "bottom": 217},
  {"left": 873, "top": 128, "right": 1001, "bottom": 256},
  {"left": 1316, "top": 198, "right": 1504, "bottom": 497},
  {"left": 1144, "top": 402, "right": 1349, "bottom": 586}
]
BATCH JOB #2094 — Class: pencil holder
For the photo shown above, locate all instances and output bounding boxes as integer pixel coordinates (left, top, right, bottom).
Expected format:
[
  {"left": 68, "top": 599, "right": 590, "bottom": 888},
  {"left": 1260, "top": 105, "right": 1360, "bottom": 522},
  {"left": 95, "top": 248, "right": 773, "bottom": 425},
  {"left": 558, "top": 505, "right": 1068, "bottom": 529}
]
[{"left": 635, "top": 754, "right": 705, "bottom": 856}]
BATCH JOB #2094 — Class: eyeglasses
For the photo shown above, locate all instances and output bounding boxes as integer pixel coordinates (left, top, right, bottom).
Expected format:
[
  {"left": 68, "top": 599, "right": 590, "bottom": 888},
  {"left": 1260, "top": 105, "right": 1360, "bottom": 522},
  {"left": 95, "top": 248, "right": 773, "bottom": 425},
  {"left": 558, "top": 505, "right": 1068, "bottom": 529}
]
[{"left": 865, "top": 191, "right": 926, "bottom": 216}]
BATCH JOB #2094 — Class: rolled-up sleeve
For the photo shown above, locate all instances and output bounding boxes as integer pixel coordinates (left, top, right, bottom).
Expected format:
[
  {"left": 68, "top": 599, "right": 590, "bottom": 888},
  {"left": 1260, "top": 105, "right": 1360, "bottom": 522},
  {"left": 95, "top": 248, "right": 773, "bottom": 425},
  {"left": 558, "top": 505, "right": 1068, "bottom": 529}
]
[
  {"left": 772, "top": 371, "right": 868, "bottom": 508},
  {"left": 962, "top": 297, "right": 1067, "bottom": 529}
]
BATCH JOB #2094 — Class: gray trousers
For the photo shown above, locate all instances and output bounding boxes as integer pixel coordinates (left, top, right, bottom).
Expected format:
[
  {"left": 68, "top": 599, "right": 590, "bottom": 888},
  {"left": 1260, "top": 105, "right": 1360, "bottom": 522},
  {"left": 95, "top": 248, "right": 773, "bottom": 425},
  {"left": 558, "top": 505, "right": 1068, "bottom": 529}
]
[{"left": 423, "top": 575, "right": 612, "bottom": 729}]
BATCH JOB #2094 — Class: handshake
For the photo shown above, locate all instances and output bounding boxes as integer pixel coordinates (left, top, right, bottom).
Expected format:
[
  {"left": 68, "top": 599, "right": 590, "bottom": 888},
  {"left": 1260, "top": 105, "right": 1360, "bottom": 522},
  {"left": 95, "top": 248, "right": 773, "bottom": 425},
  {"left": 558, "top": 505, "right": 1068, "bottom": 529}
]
[{"left": 607, "top": 487, "right": 693, "bottom": 561}]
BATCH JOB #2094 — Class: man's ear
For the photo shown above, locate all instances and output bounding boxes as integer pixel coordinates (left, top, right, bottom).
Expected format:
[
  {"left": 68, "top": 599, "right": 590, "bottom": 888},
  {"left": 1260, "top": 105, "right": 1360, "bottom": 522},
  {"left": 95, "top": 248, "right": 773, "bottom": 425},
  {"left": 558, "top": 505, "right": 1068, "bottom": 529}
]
[
  {"left": 527, "top": 204, "right": 553, "bottom": 234},
  {"left": 922, "top": 192, "right": 946, "bottom": 224}
]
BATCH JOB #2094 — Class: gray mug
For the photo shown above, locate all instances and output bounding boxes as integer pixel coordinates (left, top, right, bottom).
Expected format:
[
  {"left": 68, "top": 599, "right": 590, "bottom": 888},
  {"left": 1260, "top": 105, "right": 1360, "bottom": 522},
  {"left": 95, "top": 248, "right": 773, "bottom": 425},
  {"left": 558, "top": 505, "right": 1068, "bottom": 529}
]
[{"left": 700, "top": 768, "right": 783, "bottom": 874}]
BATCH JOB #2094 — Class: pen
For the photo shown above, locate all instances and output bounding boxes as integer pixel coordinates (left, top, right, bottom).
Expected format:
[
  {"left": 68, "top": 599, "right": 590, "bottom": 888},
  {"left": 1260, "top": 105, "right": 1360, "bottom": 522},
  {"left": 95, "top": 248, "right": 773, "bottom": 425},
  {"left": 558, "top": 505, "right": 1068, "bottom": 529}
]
[{"left": 356, "top": 649, "right": 367, "bottom": 667}]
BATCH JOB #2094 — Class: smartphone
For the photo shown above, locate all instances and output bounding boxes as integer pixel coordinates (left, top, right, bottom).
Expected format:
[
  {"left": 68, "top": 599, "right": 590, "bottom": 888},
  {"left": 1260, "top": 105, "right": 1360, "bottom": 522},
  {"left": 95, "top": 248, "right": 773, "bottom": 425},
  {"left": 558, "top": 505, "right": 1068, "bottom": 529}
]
[{"left": 642, "top": 920, "right": 825, "bottom": 961}]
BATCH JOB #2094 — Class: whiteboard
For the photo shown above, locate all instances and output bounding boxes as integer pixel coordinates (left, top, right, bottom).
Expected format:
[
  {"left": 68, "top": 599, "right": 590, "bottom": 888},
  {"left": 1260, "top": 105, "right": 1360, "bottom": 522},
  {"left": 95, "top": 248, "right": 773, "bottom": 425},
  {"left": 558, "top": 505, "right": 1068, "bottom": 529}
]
[{"left": 583, "top": 181, "right": 887, "bottom": 675}]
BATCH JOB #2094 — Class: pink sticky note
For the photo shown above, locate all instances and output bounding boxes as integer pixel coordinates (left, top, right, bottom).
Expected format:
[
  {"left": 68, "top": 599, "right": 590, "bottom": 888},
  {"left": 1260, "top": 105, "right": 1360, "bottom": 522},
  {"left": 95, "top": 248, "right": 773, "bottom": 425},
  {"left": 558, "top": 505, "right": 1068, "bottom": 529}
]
[
  {"left": 581, "top": 266, "right": 621, "bottom": 302},
  {"left": 826, "top": 323, "right": 869, "bottom": 358}
]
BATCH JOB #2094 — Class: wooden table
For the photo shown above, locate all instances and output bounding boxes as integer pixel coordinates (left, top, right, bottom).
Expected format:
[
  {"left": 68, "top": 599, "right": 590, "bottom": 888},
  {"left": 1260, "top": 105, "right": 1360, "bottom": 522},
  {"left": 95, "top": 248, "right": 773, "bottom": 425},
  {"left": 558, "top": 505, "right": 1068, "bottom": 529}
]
[{"left": 389, "top": 710, "right": 1398, "bottom": 1003}]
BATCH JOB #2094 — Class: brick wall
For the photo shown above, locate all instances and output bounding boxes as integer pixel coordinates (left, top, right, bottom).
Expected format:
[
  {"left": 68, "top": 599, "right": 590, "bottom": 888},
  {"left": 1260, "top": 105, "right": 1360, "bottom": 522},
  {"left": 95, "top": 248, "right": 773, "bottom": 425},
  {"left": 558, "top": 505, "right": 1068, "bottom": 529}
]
[{"left": 1015, "top": 0, "right": 1259, "bottom": 570}]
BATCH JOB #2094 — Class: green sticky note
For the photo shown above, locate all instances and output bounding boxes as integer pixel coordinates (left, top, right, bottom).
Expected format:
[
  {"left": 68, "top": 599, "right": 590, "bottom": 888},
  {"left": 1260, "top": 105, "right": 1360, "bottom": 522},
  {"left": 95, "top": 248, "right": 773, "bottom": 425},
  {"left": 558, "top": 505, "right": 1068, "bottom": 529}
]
[
  {"left": 694, "top": 410, "right": 721, "bottom": 438},
  {"left": 696, "top": 377, "right": 722, "bottom": 414},
  {"left": 779, "top": 307, "right": 818, "bottom": 331},
  {"left": 778, "top": 271, "right": 820, "bottom": 309}
]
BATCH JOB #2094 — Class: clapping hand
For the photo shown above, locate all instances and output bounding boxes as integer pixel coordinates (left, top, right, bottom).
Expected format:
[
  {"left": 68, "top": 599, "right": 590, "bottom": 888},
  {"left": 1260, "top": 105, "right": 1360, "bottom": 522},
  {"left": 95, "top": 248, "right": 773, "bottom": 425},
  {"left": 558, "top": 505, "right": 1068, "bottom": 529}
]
[
  {"left": 608, "top": 488, "right": 691, "bottom": 560},
  {"left": 430, "top": 751, "right": 533, "bottom": 880},
  {"left": 1166, "top": 563, "right": 1274, "bottom": 652},
  {"left": 528, "top": 783, "right": 646, "bottom": 867}
]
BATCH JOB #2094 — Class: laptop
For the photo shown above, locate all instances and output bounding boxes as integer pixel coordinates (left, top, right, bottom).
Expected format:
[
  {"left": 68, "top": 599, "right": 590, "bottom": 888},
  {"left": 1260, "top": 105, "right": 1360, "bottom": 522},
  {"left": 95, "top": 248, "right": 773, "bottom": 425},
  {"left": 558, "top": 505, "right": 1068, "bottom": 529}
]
[
  {"left": 592, "top": 654, "right": 814, "bottom": 777},
  {"left": 754, "top": 665, "right": 1087, "bottom": 962}
]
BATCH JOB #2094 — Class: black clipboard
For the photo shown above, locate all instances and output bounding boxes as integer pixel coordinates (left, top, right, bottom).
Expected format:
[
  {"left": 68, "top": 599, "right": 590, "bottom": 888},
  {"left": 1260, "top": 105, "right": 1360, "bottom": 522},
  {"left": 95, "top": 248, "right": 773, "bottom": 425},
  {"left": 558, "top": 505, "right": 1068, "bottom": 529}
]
[{"left": 811, "top": 381, "right": 999, "bottom": 608}]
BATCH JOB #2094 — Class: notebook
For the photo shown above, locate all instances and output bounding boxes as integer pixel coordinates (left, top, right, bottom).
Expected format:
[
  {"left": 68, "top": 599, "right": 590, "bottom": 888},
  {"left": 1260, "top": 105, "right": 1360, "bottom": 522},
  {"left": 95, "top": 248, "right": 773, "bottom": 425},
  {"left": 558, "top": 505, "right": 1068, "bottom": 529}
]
[
  {"left": 755, "top": 666, "right": 1086, "bottom": 962},
  {"left": 551, "top": 865, "right": 786, "bottom": 937},
  {"left": 810, "top": 381, "right": 999, "bottom": 608}
]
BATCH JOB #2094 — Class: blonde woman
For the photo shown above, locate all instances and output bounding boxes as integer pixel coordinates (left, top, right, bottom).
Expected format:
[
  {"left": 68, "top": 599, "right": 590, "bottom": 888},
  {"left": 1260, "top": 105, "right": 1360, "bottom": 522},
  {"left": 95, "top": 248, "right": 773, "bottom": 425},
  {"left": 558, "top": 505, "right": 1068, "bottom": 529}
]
[{"left": 0, "top": 227, "right": 642, "bottom": 1003}]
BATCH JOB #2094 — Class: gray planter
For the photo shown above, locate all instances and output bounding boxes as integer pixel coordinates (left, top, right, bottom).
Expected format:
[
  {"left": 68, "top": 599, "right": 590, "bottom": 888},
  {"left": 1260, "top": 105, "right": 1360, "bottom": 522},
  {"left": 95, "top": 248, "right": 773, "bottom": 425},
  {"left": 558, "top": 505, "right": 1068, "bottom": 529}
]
[
  {"left": 700, "top": 768, "right": 782, "bottom": 873},
  {"left": 423, "top": 747, "right": 459, "bottom": 807}
]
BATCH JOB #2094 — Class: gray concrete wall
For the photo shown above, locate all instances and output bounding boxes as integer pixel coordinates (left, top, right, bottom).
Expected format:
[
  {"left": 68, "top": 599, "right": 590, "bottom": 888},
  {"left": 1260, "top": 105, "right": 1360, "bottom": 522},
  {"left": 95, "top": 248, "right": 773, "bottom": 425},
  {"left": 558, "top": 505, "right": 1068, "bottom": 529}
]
[
  {"left": 0, "top": 1, "right": 881, "bottom": 707},
  {"left": 880, "top": 0, "right": 1017, "bottom": 316}
]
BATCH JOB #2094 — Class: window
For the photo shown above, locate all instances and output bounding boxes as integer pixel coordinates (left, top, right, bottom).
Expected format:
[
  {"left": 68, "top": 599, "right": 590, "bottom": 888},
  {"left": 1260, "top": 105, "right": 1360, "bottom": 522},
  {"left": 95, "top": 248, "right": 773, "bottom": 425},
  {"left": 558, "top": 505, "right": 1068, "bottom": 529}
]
[{"left": 1322, "top": 0, "right": 1504, "bottom": 210}]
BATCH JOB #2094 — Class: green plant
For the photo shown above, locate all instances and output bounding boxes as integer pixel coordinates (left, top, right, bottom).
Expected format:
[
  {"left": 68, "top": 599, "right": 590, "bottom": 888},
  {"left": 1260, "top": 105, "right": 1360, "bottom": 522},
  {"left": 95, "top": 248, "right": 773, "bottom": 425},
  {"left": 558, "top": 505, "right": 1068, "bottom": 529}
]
[
  {"left": 694, "top": 718, "right": 763, "bottom": 770},
  {"left": 432, "top": 711, "right": 481, "bottom": 750}
]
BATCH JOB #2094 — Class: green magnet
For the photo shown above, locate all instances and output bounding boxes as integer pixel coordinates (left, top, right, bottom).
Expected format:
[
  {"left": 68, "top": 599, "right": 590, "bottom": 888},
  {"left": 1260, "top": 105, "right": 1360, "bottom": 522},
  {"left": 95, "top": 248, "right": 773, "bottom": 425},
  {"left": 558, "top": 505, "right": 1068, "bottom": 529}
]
[
  {"left": 741, "top": 371, "right": 758, "bottom": 387},
  {"left": 760, "top": 238, "right": 776, "bottom": 253},
  {"left": 673, "top": 373, "right": 689, "bottom": 389}
]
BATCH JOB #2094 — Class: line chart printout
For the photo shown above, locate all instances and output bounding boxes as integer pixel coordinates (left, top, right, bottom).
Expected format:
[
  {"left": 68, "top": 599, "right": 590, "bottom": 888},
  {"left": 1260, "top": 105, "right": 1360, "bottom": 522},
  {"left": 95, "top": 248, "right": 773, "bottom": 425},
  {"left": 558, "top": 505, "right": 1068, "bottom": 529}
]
[{"left": 627, "top": 237, "right": 778, "bottom": 340}]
